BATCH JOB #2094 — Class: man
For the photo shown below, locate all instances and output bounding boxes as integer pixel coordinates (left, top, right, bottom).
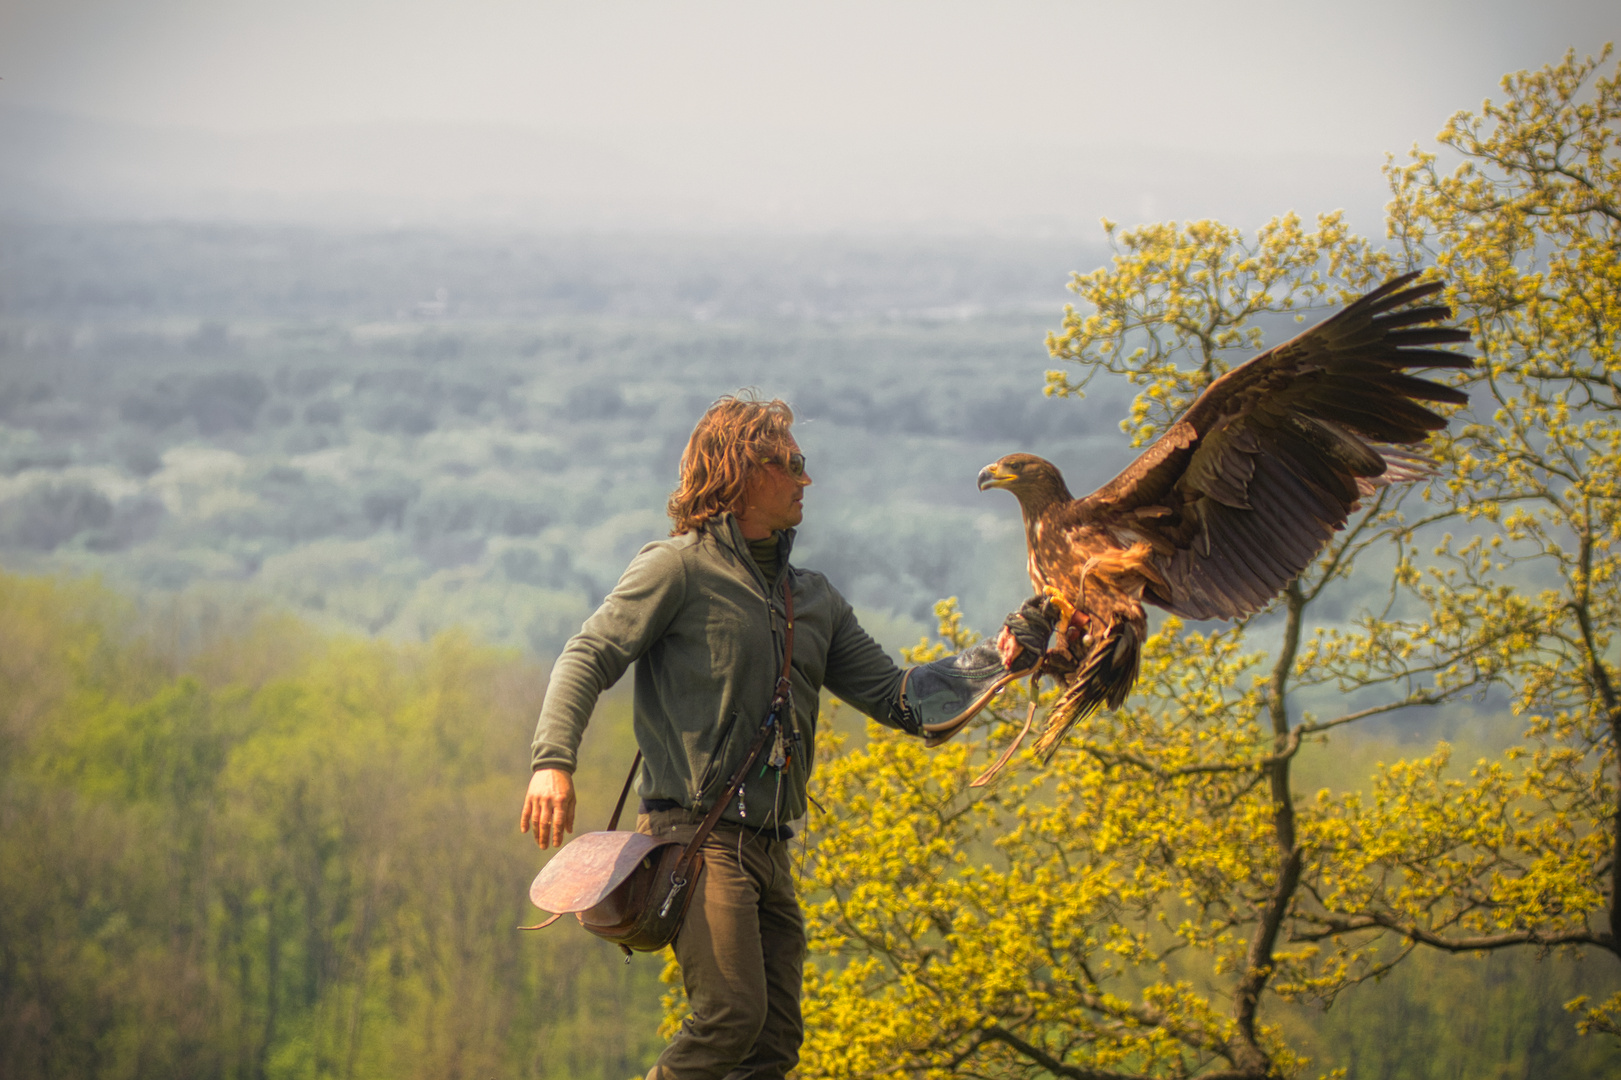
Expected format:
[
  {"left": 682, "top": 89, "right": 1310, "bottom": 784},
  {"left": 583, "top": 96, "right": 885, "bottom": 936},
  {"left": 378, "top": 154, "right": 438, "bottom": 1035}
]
[{"left": 521, "top": 394, "right": 1049, "bottom": 1080}]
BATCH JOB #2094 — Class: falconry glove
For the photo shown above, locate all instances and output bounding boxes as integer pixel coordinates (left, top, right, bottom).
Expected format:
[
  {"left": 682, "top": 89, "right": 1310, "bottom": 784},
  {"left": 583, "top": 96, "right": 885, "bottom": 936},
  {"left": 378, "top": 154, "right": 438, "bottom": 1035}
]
[
  {"left": 1001, "top": 595, "right": 1057, "bottom": 673},
  {"left": 891, "top": 600, "right": 1055, "bottom": 736}
]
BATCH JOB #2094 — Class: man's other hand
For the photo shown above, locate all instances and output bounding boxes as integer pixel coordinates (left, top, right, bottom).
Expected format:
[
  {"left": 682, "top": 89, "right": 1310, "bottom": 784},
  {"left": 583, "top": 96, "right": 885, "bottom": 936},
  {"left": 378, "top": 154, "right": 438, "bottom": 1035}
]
[{"left": 521, "top": 768, "right": 577, "bottom": 849}]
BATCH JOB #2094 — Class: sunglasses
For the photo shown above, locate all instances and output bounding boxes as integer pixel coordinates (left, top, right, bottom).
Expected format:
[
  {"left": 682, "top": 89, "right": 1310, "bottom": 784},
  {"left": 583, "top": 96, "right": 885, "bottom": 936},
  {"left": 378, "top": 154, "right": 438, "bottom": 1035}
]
[{"left": 760, "top": 451, "right": 807, "bottom": 478}]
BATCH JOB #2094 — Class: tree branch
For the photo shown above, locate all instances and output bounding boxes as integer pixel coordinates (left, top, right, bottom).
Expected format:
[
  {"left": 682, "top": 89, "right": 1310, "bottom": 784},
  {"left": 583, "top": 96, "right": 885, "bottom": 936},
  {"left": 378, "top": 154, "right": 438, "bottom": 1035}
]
[
  {"left": 1075, "top": 729, "right": 1303, "bottom": 778},
  {"left": 1292, "top": 912, "right": 1616, "bottom": 954},
  {"left": 973, "top": 1024, "right": 1203, "bottom": 1080},
  {"left": 1296, "top": 695, "right": 1441, "bottom": 735},
  {"left": 1231, "top": 580, "right": 1307, "bottom": 1075}
]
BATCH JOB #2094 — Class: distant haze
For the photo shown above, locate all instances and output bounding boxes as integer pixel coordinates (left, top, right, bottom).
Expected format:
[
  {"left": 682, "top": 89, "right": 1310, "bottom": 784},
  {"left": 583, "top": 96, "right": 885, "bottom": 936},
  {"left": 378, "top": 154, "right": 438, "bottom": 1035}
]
[{"left": 2, "top": 1, "right": 1616, "bottom": 235}]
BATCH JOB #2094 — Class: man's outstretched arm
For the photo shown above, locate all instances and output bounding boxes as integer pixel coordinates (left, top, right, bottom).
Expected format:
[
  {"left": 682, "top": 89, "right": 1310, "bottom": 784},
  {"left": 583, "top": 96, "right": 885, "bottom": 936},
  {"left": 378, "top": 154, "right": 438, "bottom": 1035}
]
[
  {"left": 895, "top": 597, "right": 1053, "bottom": 735},
  {"left": 825, "top": 595, "right": 1054, "bottom": 736}
]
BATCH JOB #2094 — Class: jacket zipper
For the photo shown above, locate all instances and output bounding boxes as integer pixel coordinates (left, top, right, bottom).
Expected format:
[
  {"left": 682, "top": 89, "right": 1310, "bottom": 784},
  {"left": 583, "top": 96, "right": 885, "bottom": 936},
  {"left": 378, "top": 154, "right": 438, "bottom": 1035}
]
[{"left": 710, "top": 522, "right": 795, "bottom": 818}]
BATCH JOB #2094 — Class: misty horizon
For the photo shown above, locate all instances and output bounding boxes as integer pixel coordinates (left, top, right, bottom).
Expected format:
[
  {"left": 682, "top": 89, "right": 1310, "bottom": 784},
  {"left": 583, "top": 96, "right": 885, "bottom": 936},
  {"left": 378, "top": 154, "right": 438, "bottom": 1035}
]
[
  {"left": 2, "top": 102, "right": 1389, "bottom": 236},
  {"left": 4, "top": 2, "right": 1614, "bottom": 237}
]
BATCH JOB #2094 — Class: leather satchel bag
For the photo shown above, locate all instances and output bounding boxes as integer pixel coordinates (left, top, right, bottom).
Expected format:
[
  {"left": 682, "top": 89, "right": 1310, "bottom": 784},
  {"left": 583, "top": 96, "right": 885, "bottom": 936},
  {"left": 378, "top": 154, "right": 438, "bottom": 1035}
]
[
  {"left": 521, "top": 754, "right": 707, "bottom": 956},
  {"left": 522, "top": 576, "right": 795, "bottom": 958}
]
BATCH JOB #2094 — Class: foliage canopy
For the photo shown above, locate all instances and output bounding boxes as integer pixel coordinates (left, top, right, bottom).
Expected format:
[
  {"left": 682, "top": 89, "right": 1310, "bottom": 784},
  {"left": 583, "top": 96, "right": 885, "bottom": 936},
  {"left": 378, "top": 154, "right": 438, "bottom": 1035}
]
[{"left": 0, "top": 573, "right": 664, "bottom": 1080}]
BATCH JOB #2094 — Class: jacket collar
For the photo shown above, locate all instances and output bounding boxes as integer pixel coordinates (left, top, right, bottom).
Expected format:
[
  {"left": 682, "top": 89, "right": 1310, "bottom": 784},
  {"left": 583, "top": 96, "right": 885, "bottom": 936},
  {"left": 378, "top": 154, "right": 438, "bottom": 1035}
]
[{"left": 710, "top": 512, "right": 796, "bottom": 577}]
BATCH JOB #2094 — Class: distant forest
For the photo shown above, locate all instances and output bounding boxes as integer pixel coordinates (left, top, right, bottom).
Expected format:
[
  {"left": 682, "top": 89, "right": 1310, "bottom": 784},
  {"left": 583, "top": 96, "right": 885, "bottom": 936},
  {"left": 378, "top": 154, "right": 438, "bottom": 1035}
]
[{"left": 0, "top": 222, "right": 1135, "bottom": 657}]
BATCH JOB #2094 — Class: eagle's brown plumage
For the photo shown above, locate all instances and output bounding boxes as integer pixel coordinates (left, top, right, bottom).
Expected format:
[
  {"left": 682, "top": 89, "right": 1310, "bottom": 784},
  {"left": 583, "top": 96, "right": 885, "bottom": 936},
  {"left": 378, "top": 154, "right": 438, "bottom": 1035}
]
[{"left": 978, "top": 272, "right": 1472, "bottom": 761}]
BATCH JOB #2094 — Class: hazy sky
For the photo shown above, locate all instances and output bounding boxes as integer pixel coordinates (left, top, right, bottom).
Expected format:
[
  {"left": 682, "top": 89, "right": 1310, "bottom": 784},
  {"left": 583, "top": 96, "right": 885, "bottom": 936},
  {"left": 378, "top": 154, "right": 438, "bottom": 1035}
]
[{"left": 2, "top": 1, "right": 1616, "bottom": 232}]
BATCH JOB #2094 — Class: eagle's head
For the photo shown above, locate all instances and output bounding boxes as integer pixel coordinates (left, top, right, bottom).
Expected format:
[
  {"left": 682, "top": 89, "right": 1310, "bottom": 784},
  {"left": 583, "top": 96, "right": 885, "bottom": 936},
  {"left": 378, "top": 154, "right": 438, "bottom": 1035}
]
[{"left": 977, "top": 454, "right": 1073, "bottom": 515}]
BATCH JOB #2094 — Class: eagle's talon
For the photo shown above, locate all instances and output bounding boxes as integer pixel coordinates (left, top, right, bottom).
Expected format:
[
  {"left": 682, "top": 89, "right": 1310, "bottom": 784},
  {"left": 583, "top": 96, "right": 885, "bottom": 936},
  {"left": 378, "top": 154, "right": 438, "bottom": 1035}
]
[{"left": 1040, "top": 648, "right": 1080, "bottom": 677}]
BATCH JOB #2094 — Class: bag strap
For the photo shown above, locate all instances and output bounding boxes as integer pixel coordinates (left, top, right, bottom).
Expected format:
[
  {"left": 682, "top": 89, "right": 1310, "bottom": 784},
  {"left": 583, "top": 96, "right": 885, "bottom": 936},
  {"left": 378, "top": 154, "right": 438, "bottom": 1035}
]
[
  {"left": 669, "top": 572, "right": 794, "bottom": 874},
  {"left": 606, "top": 750, "right": 642, "bottom": 832}
]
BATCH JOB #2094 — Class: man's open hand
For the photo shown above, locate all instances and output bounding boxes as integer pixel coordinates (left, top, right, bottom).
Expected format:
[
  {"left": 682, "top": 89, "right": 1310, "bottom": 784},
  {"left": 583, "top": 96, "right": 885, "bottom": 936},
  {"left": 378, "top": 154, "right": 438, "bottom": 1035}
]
[{"left": 521, "top": 768, "right": 576, "bottom": 849}]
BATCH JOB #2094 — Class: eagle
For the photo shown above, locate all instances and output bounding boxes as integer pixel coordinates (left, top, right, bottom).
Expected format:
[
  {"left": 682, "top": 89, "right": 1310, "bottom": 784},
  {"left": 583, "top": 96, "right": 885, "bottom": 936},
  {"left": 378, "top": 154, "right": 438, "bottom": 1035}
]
[{"left": 932, "top": 273, "right": 1472, "bottom": 774}]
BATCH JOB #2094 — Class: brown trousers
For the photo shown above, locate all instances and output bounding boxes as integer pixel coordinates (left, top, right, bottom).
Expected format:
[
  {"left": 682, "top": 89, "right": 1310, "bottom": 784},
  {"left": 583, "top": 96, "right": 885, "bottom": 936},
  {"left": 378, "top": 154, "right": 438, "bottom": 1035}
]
[{"left": 639, "top": 809, "right": 805, "bottom": 1080}]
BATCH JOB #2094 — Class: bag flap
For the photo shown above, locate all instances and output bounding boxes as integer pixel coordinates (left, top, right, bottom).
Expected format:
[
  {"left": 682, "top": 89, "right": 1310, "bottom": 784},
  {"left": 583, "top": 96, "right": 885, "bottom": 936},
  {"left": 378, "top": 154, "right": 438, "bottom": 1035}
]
[{"left": 528, "top": 831, "right": 679, "bottom": 914}]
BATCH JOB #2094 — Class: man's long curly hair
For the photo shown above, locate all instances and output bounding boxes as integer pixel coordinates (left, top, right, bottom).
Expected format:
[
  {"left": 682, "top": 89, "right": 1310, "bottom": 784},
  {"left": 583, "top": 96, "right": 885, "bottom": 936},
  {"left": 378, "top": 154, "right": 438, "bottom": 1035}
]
[{"left": 668, "top": 393, "right": 796, "bottom": 536}]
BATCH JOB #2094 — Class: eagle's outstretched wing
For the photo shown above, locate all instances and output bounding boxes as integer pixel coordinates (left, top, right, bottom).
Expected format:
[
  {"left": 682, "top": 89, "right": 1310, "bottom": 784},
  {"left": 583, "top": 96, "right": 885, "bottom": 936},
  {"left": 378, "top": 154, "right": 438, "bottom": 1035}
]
[{"left": 1062, "top": 272, "right": 1472, "bottom": 621}]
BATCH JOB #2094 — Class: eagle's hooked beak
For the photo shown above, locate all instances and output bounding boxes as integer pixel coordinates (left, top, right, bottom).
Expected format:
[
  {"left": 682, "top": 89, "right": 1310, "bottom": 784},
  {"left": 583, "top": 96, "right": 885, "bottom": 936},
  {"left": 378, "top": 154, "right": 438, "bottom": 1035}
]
[{"left": 977, "top": 462, "right": 1016, "bottom": 491}]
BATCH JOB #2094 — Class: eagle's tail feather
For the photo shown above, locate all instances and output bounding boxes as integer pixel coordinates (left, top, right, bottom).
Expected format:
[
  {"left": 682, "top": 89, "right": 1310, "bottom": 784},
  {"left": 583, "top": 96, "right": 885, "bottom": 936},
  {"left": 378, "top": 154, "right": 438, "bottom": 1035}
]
[{"left": 1032, "top": 619, "right": 1142, "bottom": 761}]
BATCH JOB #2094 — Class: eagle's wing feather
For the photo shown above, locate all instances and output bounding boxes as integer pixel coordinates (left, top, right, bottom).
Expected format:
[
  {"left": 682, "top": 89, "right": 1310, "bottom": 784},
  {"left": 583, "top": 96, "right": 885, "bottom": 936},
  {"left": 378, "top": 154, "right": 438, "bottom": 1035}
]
[{"left": 1063, "top": 272, "right": 1472, "bottom": 621}]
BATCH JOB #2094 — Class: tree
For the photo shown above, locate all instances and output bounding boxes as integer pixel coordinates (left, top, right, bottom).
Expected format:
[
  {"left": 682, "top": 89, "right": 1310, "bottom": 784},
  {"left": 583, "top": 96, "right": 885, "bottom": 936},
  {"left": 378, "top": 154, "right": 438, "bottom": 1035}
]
[
  {"left": 758, "top": 45, "right": 1621, "bottom": 1078},
  {"left": 1382, "top": 48, "right": 1621, "bottom": 1017}
]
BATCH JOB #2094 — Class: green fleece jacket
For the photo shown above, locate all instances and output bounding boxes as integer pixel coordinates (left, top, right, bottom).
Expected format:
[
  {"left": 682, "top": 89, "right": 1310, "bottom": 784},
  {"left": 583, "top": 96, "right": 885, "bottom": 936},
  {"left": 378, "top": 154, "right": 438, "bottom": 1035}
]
[{"left": 530, "top": 513, "right": 910, "bottom": 831}]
